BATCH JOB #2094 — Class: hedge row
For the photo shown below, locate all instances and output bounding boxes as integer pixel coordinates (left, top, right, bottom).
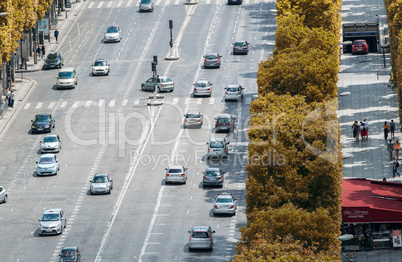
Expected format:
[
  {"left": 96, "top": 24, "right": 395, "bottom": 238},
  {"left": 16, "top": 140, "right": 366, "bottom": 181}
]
[
  {"left": 0, "top": 0, "right": 51, "bottom": 67},
  {"left": 234, "top": 0, "right": 343, "bottom": 260},
  {"left": 384, "top": 0, "right": 402, "bottom": 129}
]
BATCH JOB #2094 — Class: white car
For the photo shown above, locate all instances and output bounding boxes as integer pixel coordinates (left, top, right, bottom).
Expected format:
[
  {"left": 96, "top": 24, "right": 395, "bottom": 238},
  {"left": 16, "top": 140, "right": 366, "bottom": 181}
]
[
  {"left": 104, "top": 25, "right": 122, "bottom": 43},
  {"left": 92, "top": 59, "right": 110, "bottom": 76},
  {"left": 36, "top": 154, "right": 59, "bottom": 176},
  {"left": 38, "top": 208, "right": 66, "bottom": 235},
  {"left": 165, "top": 165, "right": 188, "bottom": 184},
  {"left": 90, "top": 173, "right": 113, "bottom": 195},
  {"left": 213, "top": 192, "right": 237, "bottom": 215},
  {"left": 224, "top": 85, "right": 244, "bottom": 101},
  {"left": 193, "top": 80, "right": 212, "bottom": 97},
  {"left": 40, "top": 134, "right": 62, "bottom": 153},
  {"left": 0, "top": 186, "right": 7, "bottom": 204}
]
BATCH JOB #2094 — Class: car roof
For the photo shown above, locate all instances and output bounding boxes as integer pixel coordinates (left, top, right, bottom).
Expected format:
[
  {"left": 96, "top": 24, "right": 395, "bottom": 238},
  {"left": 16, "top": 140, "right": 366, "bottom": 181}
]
[
  {"left": 186, "top": 111, "right": 201, "bottom": 115},
  {"left": 167, "top": 165, "right": 184, "bottom": 169},
  {"left": 217, "top": 192, "right": 233, "bottom": 197},
  {"left": 43, "top": 208, "right": 63, "bottom": 214},
  {"left": 94, "top": 173, "right": 108, "bottom": 177},
  {"left": 196, "top": 80, "right": 209, "bottom": 83},
  {"left": 210, "top": 137, "right": 226, "bottom": 142},
  {"left": 36, "top": 113, "right": 51, "bottom": 117},
  {"left": 217, "top": 114, "right": 231, "bottom": 118},
  {"left": 59, "top": 67, "right": 75, "bottom": 72},
  {"left": 206, "top": 167, "right": 220, "bottom": 172},
  {"left": 62, "top": 246, "right": 78, "bottom": 251},
  {"left": 41, "top": 153, "right": 56, "bottom": 158},
  {"left": 192, "top": 226, "right": 211, "bottom": 231},
  {"left": 44, "top": 134, "right": 58, "bottom": 138},
  {"left": 227, "top": 84, "right": 240, "bottom": 88},
  {"left": 206, "top": 53, "right": 219, "bottom": 56}
]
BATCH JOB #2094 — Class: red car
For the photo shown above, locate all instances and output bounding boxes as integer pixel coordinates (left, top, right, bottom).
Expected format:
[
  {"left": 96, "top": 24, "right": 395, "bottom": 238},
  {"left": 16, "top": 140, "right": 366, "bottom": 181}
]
[{"left": 352, "top": 40, "right": 369, "bottom": 55}]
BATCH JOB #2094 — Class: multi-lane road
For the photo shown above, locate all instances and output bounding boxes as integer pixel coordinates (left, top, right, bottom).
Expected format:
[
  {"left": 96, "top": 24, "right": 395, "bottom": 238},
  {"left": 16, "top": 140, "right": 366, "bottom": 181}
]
[{"left": 0, "top": 1, "right": 275, "bottom": 261}]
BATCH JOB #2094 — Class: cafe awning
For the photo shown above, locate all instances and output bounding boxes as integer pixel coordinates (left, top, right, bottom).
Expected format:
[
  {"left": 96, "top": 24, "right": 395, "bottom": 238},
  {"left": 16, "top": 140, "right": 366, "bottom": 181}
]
[{"left": 342, "top": 178, "right": 402, "bottom": 223}]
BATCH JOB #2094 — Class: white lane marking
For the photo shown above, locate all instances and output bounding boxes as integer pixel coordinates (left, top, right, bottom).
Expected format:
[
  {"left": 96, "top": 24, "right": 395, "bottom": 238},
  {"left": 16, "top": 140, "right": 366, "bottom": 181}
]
[
  {"left": 196, "top": 98, "right": 202, "bottom": 104},
  {"left": 165, "top": 0, "right": 171, "bottom": 5},
  {"left": 107, "top": 1, "right": 113, "bottom": 7},
  {"left": 24, "top": 103, "right": 31, "bottom": 110},
  {"left": 174, "top": 0, "right": 180, "bottom": 4},
  {"left": 127, "top": 0, "right": 133, "bottom": 6},
  {"left": 97, "top": 1, "right": 104, "bottom": 8},
  {"left": 185, "top": 98, "right": 190, "bottom": 104},
  {"left": 85, "top": 100, "right": 92, "bottom": 108},
  {"left": 60, "top": 101, "right": 67, "bottom": 108},
  {"left": 245, "top": 0, "right": 249, "bottom": 3},
  {"left": 98, "top": 99, "right": 104, "bottom": 107},
  {"left": 206, "top": 0, "right": 211, "bottom": 4},
  {"left": 109, "top": 99, "right": 116, "bottom": 108},
  {"left": 172, "top": 98, "right": 179, "bottom": 104},
  {"left": 48, "top": 102, "right": 55, "bottom": 109},
  {"left": 121, "top": 99, "right": 128, "bottom": 106},
  {"left": 117, "top": 0, "right": 123, "bottom": 6},
  {"left": 209, "top": 98, "right": 214, "bottom": 104},
  {"left": 155, "top": 0, "right": 162, "bottom": 4},
  {"left": 88, "top": 2, "right": 95, "bottom": 8},
  {"left": 72, "top": 101, "right": 79, "bottom": 108},
  {"left": 134, "top": 99, "right": 140, "bottom": 105},
  {"left": 35, "top": 102, "right": 43, "bottom": 109}
]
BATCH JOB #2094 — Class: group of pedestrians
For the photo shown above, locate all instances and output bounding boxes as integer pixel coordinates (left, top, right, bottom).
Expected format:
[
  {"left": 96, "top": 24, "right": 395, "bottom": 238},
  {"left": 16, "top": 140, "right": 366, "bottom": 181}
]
[
  {"left": 5, "top": 88, "right": 15, "bottom": 108},
  {"left": 36, "top": 45, "right": 46, "bottom": 60},
  {"left": 352, "top": 118, "right": 369, "bottom": 142}
]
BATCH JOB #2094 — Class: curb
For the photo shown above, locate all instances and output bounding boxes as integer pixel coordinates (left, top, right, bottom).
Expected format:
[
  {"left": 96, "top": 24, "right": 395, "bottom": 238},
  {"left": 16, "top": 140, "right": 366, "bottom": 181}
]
[{"left": 15, "top": 68, "right": 42, "bottom": 73}]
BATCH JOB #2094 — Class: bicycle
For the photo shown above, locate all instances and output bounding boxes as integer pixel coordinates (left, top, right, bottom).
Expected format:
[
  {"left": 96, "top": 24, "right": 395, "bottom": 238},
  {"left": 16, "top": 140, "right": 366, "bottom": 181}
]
[{"left": 338, "top": 234, "right": 358, "bottom": 262}]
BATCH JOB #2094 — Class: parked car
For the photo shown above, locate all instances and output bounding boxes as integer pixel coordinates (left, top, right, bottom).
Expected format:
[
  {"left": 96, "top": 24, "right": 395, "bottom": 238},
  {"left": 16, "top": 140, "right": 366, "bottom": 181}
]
[
  {"left": 0, "top": 186, "right": 7, "bottom": 204},
  {"left": 352, "top": 39, "right": 369, "bottom": 55},
  {"left": 104, "top": 25, "right": 122, "bottom": 43},
  {"left": 165, "top": 165, "right": 187, "bottom": 184},
  {"left": 43, "top": 51, "right": 63, "bottom": 70},
  {"left": 38, "top": 208, "right": 66, "bottom": 235},
  {"left": 184, "top": 112, "right": 203, "bottom": 128},
  {"left": 213, "top": 192, "right": 237, "bottom": 215},
  {"left": 193, "top": 80, "right": 212, "bottom": 97},
  {"left": 92, "top": 59, "right": 110, "bottom": 76},
  {"left": 139, "top": 0, "right": 154, "bottom": 12},
  {"left": 31, "top": 113, "right": 55, "bottom": 133},
  {"left": 206, "top": 137, "right": 229, "bottom": 159},
  {"left": 56, "top": 67, "right": 78, "bottom": 89},
  {"left": 90, "top": 173, "right": 113, "bottom": 195},
  {"left": 188, "top": 226, "right": 215, "bottom": 251},
  {"left": 36, "top": 154, "right": 59, "bottom": 176},
  {"left": 40, "top": 134, "right": 62, "bottom": 153},
  {"left": 141, "top": 76, "right": 174, "bottom": 92},
  {"left": 233, "top": 40, "right": 249, "bottom": 55},
  {"left": 203, "top": 168, "right": 224, "bottom": 188},
  {"left": 59, "top": 246, "right": 81, "bottom": 262},
  {"left": 215, "top": 114, "right": 235, "bottom": 133},
  {"left": 224, "top": 84, "right": 243, "bottom": 101},
  {"left": 204, "top": 53, "right": 221, "bottom": 68}
]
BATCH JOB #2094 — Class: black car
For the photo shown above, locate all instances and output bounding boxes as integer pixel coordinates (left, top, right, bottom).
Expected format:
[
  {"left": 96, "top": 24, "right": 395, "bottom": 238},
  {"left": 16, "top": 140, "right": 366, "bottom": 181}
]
[
  {"left": 203, "top": 167, "right": 225, "bottom": 188},
  {"left": 233, "top": 41, "right": 249, "bottom": 55},
  {"left": 59, "top": 246, "right": 81, "bottom": 262},
  {"left": 31, "top": 114, "right": 55, "bottom": 134},
  {"left": 228, "top": 0, "right": 242, "bottom": 5},
  {"left": 215, "top": 114, "right": 235, "bottom": 133},
  {"left": 43, "top": 51, "right": 63, "bottom": 70}
]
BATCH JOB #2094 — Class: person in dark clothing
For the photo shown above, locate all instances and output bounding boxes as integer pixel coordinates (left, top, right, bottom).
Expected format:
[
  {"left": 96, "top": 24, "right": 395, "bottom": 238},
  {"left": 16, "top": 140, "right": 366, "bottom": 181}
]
[
  {"left": 352, "top": 121, "right": 360, "bottom": 141},
  {"left": 41, "top": 45, "right": 46, "bottom": 58},
  {"left": 54, "top": 29, "right": 59, "bottom": 43}
]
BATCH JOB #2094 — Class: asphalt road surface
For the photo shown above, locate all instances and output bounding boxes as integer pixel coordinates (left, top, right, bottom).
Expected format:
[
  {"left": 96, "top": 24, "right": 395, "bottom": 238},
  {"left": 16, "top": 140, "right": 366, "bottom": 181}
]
[{"left": 0, "top": 1, "right": 276, "bottom": 261}]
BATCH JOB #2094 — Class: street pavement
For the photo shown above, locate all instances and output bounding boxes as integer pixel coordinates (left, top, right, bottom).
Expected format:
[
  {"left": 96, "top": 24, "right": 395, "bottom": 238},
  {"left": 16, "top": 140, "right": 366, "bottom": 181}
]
[{"left": 0, "top": 0, "right": 275, "bottom": 261}]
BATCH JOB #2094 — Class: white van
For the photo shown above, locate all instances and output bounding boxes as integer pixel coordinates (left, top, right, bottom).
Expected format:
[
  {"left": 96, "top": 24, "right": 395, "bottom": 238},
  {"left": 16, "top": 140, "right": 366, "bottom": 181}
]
[{"left": 56, "top": 67, "right": 77, "bottom": 89}]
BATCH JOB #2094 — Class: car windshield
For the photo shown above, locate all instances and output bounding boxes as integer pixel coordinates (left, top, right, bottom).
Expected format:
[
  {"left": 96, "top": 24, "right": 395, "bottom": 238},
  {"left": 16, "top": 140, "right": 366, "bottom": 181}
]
[
  {"left": 217, "top": 118, "right": 230, "bottom": 124},
  {"left": 216, "top": 197, "right": 233, "bottom": 203},
  {"left": 354, "top": 40, "right": 365, "bottom": 45},
  {"left": 235, "top": 42, "right": 246, "bottom": 47},
  {"left": 61, "top": 250, "right": 77, "bottom": 256},
  {"left": 195, "top": 82, "right": 208, "bottom": 87},
  {"left": 93, "top": 176, "right": 107, "bottom": 183},
  {"left": 206, "top": 171, "right": 221, "bottom": 176},
  {"left": 37, "top": 115, "right": 50, "bottom": 121},
  {"left": 210, "top": 141, "right": 224, "bottom": 148},
  {"left": 39, "top": 157, "right": 55, "bottom": 164},
  {"left": 106, "top": 27, "right": 118, "bottom": 33},
  {"left": 42, "top": 213, "right": 59, "bottom": 221},
  {"left": 192, "top": 231, "right": 209, "bottom": 238},
  {"left": 44, "top": 136, "right": 57, "bottom": 143},
  {"left": 58, "top": 72, "right": 73, "bottom": 79},
  {"left": 94, "top": 61, "right": 107, "bottom": 66},
  {"left": 186, "top": 114, "right": 200, "bottom": 118},
  {"left": 47, "top": 53, "right": 58, "bottom": 60},
  {"left": 206, "top": 55, "right": 218, "bottom": 59},
  {"left": 168, "top": 168, "right": 182, "bottom": 173},
  {"left": 227, "top": 87, "right": 238, "bottom": 92}
]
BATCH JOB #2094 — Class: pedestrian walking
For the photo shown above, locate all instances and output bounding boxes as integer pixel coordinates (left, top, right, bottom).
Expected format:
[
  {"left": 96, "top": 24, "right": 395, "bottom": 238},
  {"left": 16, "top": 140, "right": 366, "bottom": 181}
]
[
  {"left": 6, "top": 88, "right": 11, "bottom": 107},
  {"left": 390, "top": 120, "right": 396, "bottom": 138},
  {"left": 54, "top": 29, "right": 59, "bottom": 43},
  {"left": 36, "top": 44, "right": 41, "bottom": 58},
  {"left": 360, "top": 122, "right": 367, "bottom": 142},
  {"left": 364, "top": 118, "right": 369, "bottom": 139},
  {"left": 41, "top": 45, "right": 46, "bottom": 59},
  {"left": 393, "top": 157, "right": 400, "bottom": 177},
  {"left": 384, "top": 121, "right": 389, "bottom": 140},
  {"left": 9, "top": 90, "right": 15, "bottom": 108},
  {"left": 352, "top": 121, "right": 360, "bottom": 141},
  {"left": 396, "top": 139, "right": 400, "bottom": 160},
  {"left": 388, "top": 139, "right": 394, "bottom": 161}
]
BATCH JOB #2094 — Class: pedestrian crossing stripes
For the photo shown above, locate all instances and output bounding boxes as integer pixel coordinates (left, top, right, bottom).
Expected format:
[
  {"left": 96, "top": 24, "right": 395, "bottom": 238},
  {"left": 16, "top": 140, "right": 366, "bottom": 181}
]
[
  {"left": 20, "top": 97, "right": 241, "bottom": 111},
  {"left": 87, "top": 0, "right": 270, "bottom": 8}
]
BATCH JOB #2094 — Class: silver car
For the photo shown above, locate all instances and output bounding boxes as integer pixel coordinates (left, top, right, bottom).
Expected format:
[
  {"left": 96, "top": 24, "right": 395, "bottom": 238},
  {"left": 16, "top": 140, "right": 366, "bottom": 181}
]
[
  {"left": 204, "top": 53, "right": 222, "bottom": 69},
  {"left": 206, "top": 138, "right": 229, "bottom": 159},
  {"left": 233, "top": 40, "right": 249, "bottom": 55},
  {"left": 0, "top": 186, "right": 7, "bottom": 204},
  {"left": 188, "top": 226, "right": 215, "bottom": 251},
  {"left": 165, "top": 165, "right": 188, "bottom": 184},
  {"left": 92, "top": 59, "right": 110, "bottom": 76},
  {"left": 224, "top": 85, "right": 243, "bottom": 101},
  {"left": 139, "top": 0, "right": 154, "bottom": 12},
  {"left": 56, "top": 67, "right": 78, "bottom": 89},
  {"left": 40, "top": 134, "right": 62, "bottom": 153},
  {"left": 184, "top": 112, "right": 203, "bottom": 128},
  {"left": 104, "top": 25, "right": 122, "bottom": 43},
  {"left": 38, "top": 208, "right": 66, "bottom": 235},
  {"left": 213, "top": 192, "right": 237, "bottom": 215},
  {"left": 193, "top": 80, "right": 212, "bottom": 97},
  {"left": 90, "top": 173, "right": 113, "bottom": 195},
  {"left": 141, "top": 76, "right": 174, "bottom": 92},
  {"left": 36, "top": 154, "right": 59, "bottom": 176},
  {"left": 203, "top": 168, "right": 224, "bottom": 188}
]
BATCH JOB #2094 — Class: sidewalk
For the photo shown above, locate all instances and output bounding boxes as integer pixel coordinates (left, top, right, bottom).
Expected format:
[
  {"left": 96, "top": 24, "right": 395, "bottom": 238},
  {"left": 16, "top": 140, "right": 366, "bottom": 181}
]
[{"left": 0, "top": 1, "right": 87, "bottom": 136}]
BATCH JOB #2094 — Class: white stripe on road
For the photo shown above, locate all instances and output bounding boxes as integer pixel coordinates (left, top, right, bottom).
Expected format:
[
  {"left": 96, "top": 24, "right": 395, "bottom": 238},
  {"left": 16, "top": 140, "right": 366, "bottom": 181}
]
[
  {"left": 206, "top": 0, "right": 211, "bottom": 4},
  {"left": 88, "top": 2, "right": 95, "bottom": 8},
  {"left": 174, "top": 0, "right": 180, "bottom": 4},
  {"left": 60, "top": 101, "right": 67, "bottom": 108},
  {"left": 165, "top": 0, "right": 171, "bottom": 5},
  {"left": 173, "top": 98, "right": 179, "bottom": 104},
  {"left": 134, "top": 99, "right": 140, "bottom": 105},
  {"left": 109, "top": 99, "right": 116, "bottom": 108},
  {"left": 24, "top": 103, "right": 31, "bottom": 110},
  {"left": 48, "top": 102, "right": 55, "bottom": 109},
  {"left": 127, "top": 0, "right": 133, "bottom": 6},
  {"left": 107, "top": 1, "right": 113, "bottom": 7},
  {"left": 36, "top": 102, "right": 43, "bottom": 109},
  {"left": 117, "top": 1, "right": 123, "bottom": 7},
  {"left": 197, "top": 98, "right": 202, "bottom": 104},
  {"left": 85, "top": 100, "right": 92, "bottom": 108},
  {"left": 156, "top": 0, "right": 162, "bottom": 5},
  {"left": 185, "top": 98, "right": 190, "bottom": 104},
  {"left": 72, "top": 101, "right": 79, "bottom": 108},
  {"left": 97, "top": 1, "right": 104, "bottom": 8},
  {"left": 98, "top": 99, "right": 104, "bottom": 107},
  {"left": 209, "top": 98, "right": 214, "bottom": 104},
  {"left": 121, "top": 99, "right": 128, "bottom": 106}
]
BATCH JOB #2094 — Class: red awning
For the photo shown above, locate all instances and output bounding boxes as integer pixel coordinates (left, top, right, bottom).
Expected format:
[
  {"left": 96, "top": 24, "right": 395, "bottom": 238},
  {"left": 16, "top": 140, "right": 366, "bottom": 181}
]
[{"left": 342, "top": 178, "right": 402, "bottom": 223}]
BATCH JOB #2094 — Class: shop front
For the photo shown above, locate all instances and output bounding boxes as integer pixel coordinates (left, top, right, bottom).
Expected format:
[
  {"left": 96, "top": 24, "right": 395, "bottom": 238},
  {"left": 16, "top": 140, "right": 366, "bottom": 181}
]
[{"left": 342, "top": 178, "right": 402, "bottom": 250}]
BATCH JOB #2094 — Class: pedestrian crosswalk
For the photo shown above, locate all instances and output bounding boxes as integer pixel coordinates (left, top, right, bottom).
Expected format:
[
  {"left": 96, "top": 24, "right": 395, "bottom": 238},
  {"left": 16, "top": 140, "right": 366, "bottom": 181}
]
[
  {"left": 21, "top": 97, "right": 247, "bottom": 111},
  {"left": 87, "top": 0, "right": 269, "bottom": 8}
]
